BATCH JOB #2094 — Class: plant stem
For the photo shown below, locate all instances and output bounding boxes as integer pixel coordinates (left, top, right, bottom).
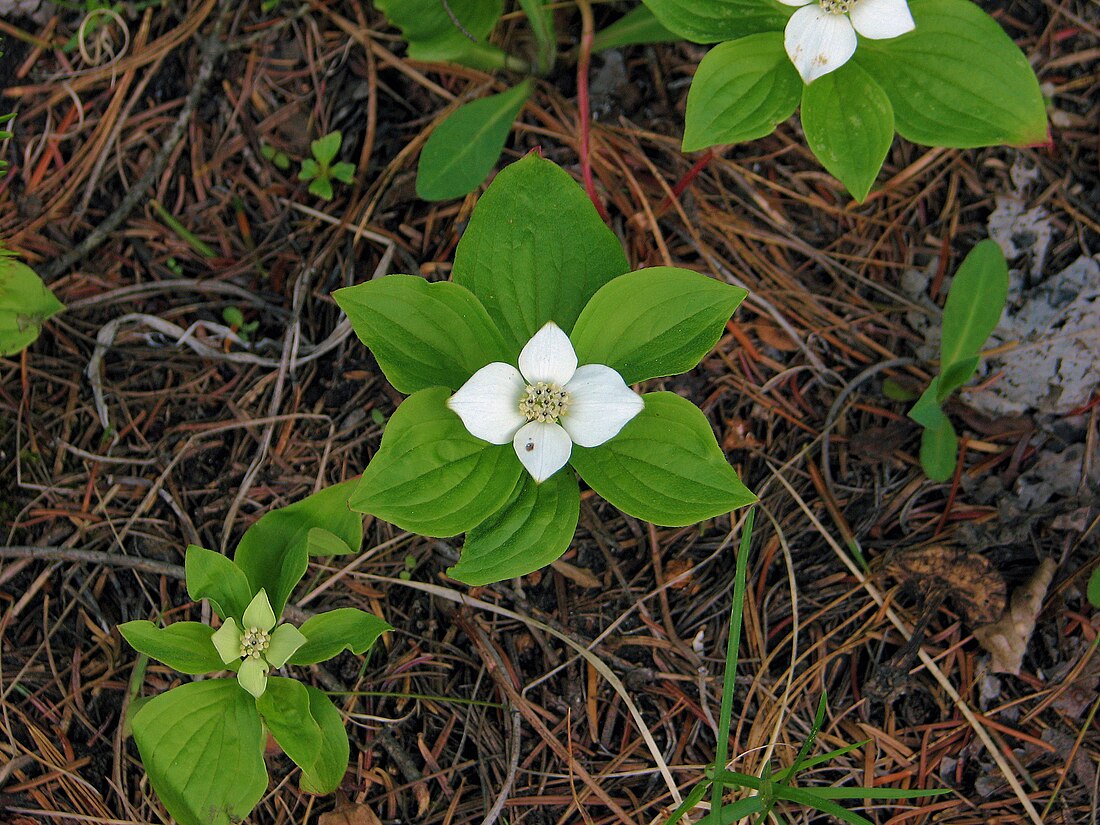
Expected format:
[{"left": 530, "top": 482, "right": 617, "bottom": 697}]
[{"left": 575, "top": 0, "right": 610, "bottom": 223}]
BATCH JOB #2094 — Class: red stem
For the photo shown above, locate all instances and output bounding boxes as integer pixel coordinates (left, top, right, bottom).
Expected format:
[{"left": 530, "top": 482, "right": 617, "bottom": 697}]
[{"left": 577, "top": 2, "right": 610, "bottom": 223}]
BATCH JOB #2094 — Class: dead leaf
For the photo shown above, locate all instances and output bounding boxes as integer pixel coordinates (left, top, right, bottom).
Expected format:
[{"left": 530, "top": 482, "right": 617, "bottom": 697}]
[
  {"left": 973, "top": 558, "right": 1057, "bottom": 675},
  {"left": 754, "top": 321, "right": 800, "bottom": 351},
  {"left": 883, "top": 544, "right": 1007, "bottom": 625},
  {"left": 319, "top": 801, "right": 383, "bottom": 825},
  {"left": 551, "top": 558, "right": 602, "bottom": 588}
]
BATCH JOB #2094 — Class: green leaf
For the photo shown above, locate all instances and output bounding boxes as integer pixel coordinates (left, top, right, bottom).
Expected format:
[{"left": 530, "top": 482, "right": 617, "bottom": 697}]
[
  {"left": 939, "top": 239, "right": 1008, "bottom": 381},
  {"left": 234, "top": 480, "right": 363, "bottom": 618},
  {"left": 132, "top": 680, "right": 267, "bottom": 825},
  {"left": 334, "top": 275, "right": 510, "bottom": 393},
  {"left": 919, "top": 415, "right": 958, "bottom": 482},
  {"left": 349, "top": 387, "right": 522, "bottom": 536},
  {"left": 1087, "top": 566, "right": 1100, "bottom": 609},
  {"left": 310, "top": 131, "right": 342, "bottom": 166},
  {"left": 683, "top": 33, "right": 802, "bottom": 151},
  {"left": 694, "top": 795, "right": 766, "bottom": 825},
  {"left": 309, "top": 177, "right": 335, "bottom": 200},
  {"left": 801, "top": 61, "right": 894, "bottom": 202},
  {"left": 805, "top": 786, "right": 952, "bottom": 800},
  {"left": 0, "top": 257, "right": 65, "bottom": 356},
  {"left": 298, "top": 158, "right": 319, "bottom": 181},
  {"left": 516, "top": 0, "right": 555, "bottom": 73},
  {"left": 185, "top": 544, "right": 253, "bottom": 620},
  {"left": 452, "top": 153, "right": 630, "bottom": 356},
  {"left": 571, "top": 267, "right": 747, "bottom": 384},
  {"left": 882, "top": 378, "right": 918, "bottom": 402},
  {"left": 855, "top": 0, "right": 1047, "bottom": 148},
  {"left": 771, "top": 786, "right": 876, "bottom": 825},
  {"left": 118, "top": 621, "right": 225, "bottom": 675},
  {"left": 330, "top": 161, "right": 356, "bottom": 184},
  {"left": 289, "top": 608, "right": 392, "bottom": 665},
  {"left": 307, "top": 527, "right": 354, "bottom": 557},
  {"left": 640, "top": 0, "right": 789, "bottom": 43},
  {"left": 416, "top": 80, "right": 532, "bottom": 202},
  {"left": 570, "top": 392, "right": 757, "bottom": 526},
  {"left": 375, "top": 0, "right": 510, "bottom": 70},
  {"left": 938, "top": 356, "right": 979, "bottom": 402},
  {"left": 593, "top": 5, "right": 678, "bottom": 51},
  {"left": 449, "top": 471, "right": 580, "bottom": 585},
  {"left": 257, "top": 677, "right": 322, "bottom": 779},
  {"left": 300, "top": 686, "right": 350, "bottom": 794},
  {"left": 907, "top": 379, "right": 944, "bottom": 429}
]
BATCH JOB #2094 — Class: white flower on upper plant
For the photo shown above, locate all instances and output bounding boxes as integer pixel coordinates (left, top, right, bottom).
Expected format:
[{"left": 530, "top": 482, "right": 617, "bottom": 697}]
[
  {"left": 211, "top": 589, "right": 307, "bottom": 698},
  {"left": 447, "top": 321, "right": 644, "bottom": 484},
  {"left": 779, "top": 0, "right": 915, "bottom": 83}
]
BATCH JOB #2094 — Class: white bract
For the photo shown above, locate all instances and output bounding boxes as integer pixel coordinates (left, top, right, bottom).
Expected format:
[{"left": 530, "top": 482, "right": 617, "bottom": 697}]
[
  {"left": 211, "top": 589, "right": 307, "bottom": 698},
  {"left": 780, "top": 0, "right": 915, "bottom": 83},
  {"left": 447, "top": 321, "right": 644, "bottom": 483}
]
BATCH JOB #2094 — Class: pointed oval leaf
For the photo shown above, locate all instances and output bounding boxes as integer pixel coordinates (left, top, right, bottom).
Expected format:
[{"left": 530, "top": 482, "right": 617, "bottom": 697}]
[
  {"left": 289, "top": 608, "right": 392, "bottom": 666},
  {"left": 234, "top": 480, "right": 363, "bottom": 618},
  {"left": 449, "top": 470, "right": 580, "bottom": 585},
  {"left": 0, "top": 257, "right": 65, "bottom": 356},
  {"left": 854, "top": 0, "right": 1047, "bottom": 148},
  {"left": 1087, "top": 567, "right": 1100, "bottom": 609},
  {"left": 940, "top": 239, "right": 1008, "bottom": 375},
  {"left": 453, "top": 153, "right": 630, "bottom": 356},
  {"left": 349, "top": 387, "right": 522, "bottom": 536},
  {"left": 333, "top": 275, "right": 510, "bottom": 394},
  {"left": 132, "top": 679, "right": 267, "bottom": 825},
  {"left": 300, "top": 686, "right": 350, "bottom": 794},
  {"left": 683, "top": 33, "right": 803, "bottom": 151},
  {"left": 570, "top": 392, "right": 757, "bottom": 526},
  {"left": 118, "top": 621, "right": 224, "bottom": 675},
  {"left": 417, "top": 80, "right": 532, "bottom": 201},
  {"left": 185, "top": 544, "right": 253, "bottom": 620},
  {"left": 570, "top": 267, "right": 747, "bottom": 384},
  {"left": 640, "top": 0, "right": 790, "bottom": 43},
  {"left": 256, "top": 677, "right": 323, "bottom": 779},
  {"left": 801, "top": 60, "right": 894, "bottom": 202},
  {"left": 376, "top": 0, "right": 508, "bottom": 69}
]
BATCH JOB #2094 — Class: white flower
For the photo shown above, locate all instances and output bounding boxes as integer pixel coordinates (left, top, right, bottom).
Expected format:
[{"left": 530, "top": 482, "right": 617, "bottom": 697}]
[
  {"left": 211, "top": 589, "right": 307, "bottom": 698},
  {"left": 779, "top": 0, "right": 915, "bottom": 83},
  {"left": 446, "top": 321, "right": 644, "bottom": 484}
]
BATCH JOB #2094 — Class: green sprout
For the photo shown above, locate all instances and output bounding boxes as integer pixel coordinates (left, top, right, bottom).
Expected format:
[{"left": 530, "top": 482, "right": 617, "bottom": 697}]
[
  {"left": 222, "top": 306, "right": 259, "bottom": 342},
  {"left": 260, "top": 142, "right": 291, "bottom": 171},
  {"left": 298, "top": 131, "right": 356, "bottom": 200}
]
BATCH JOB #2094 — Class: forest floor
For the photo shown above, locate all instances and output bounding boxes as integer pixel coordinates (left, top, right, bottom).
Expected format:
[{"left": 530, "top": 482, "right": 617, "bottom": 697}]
[{"left": 1, "top": 1, "right": 1098, "bottom": 824}]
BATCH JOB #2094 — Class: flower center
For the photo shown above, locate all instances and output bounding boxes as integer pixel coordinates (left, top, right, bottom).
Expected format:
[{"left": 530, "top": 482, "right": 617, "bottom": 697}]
[
  {"left": 518, "top": 381, "right": 570, "bottom": 423},
  {"left": 239, "top": 626, "right": 271, "bottom": 660},
  {"left": 820, "top": 0, "right": 858, "bottom": 13}
]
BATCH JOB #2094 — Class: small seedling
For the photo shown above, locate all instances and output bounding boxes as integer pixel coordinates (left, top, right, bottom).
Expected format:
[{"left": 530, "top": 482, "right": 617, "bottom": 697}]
[
  {"left": 261, "top": 142, "right": 291, "bottom": 171},
  {"left": 222, "top": 306, "right": 259, "bottom": 342},
  {"left": 907, "top": 240, "right": 1008, "bottom": 481},
  {"left": 298, "top": 131, "right": 356, "bottom": 200}
]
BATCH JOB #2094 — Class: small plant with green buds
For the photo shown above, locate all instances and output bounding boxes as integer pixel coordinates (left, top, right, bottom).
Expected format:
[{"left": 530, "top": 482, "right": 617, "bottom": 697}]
[
  {"left": 298, "top": 131, "right": 356, "bottom": 200},
  {"left": 119, "top": 482, "right": 390, "bottom": 825}
]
